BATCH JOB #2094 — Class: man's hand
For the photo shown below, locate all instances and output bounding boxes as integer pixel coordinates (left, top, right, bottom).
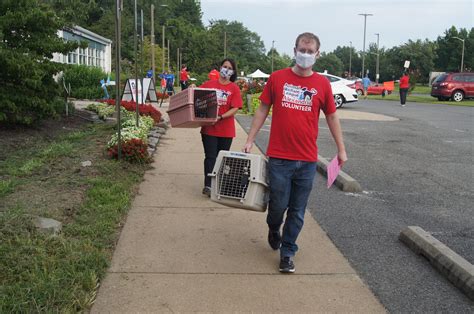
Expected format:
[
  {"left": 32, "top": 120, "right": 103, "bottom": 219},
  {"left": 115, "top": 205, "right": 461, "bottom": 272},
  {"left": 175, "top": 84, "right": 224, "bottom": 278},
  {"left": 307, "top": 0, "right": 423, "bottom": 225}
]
[
  {"left": 242, "top": 142, "right": 253, "bottom": 153},
  {"left": 338, "top": 150, "right": 348, "bottom": 167}
]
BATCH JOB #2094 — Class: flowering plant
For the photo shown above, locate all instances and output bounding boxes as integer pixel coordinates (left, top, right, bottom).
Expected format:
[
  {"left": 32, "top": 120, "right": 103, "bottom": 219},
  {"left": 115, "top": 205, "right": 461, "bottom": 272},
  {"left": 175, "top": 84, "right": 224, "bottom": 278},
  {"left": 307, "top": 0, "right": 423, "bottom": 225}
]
[{"left": 107, "top": 138, "right": 151, "bottom": 163}]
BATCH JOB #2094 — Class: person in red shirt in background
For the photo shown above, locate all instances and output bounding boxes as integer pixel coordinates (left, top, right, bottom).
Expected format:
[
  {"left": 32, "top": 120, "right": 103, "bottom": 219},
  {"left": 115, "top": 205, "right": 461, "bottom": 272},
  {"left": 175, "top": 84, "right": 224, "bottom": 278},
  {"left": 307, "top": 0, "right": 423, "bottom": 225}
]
[
  {"left": 243, "top": 32, "right": 347, "bottom": 273},
  {"left": 180, "top": 64, "right": 190, "bottom": 90},
  {"left": 199, "top": 59, "right": 242, "bottom": 196},
  {"left": 208, "top": 67, "right": 220, "bottom": 81},
  {"left": 399, "top": 71, "right": 410, "bottom": 106}
]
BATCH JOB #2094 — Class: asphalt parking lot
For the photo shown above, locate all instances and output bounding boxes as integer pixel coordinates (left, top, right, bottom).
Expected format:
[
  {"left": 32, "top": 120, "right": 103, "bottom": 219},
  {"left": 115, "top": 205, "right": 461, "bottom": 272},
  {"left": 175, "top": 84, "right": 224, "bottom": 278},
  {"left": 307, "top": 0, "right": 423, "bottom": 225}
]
[{"left": 236, "top": 99, "right": 474, "bottom": 312}]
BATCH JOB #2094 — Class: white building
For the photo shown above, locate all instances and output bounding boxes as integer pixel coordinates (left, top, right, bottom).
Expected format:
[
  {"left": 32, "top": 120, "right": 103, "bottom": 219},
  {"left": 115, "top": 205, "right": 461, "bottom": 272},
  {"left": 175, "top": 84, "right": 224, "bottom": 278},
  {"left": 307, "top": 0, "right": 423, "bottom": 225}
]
[{"left": 52, "top": 26, "right": 112, "bottom": 73}]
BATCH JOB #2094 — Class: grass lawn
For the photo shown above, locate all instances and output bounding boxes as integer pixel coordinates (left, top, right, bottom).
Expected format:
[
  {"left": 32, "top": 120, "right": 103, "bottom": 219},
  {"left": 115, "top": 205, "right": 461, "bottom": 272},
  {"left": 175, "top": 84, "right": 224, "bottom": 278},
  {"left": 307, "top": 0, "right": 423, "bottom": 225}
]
[
  {"left": 369, "top": 93, "right": 474, "bottom": 107},
  {"left": 0, "top": 116, "right": 150, "bottom": 312}
]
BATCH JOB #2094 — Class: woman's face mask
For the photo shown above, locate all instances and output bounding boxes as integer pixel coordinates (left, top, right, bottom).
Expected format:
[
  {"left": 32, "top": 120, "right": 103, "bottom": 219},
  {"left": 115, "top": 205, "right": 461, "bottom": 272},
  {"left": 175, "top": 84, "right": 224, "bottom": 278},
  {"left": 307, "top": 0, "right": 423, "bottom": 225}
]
[
  {"left": 220, "top": 67, "right": 234, "bottom": 79},
  {"left": 295, "top": 51, "right": 316, "bottom": 69}
]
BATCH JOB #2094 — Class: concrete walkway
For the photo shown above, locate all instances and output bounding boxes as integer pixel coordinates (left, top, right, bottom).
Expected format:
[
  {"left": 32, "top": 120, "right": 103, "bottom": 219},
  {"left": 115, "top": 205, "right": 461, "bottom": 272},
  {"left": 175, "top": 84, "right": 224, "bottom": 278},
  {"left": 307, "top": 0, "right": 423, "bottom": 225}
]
[{"left": 92, "top": 104, "right": 385, "bottom": 313}]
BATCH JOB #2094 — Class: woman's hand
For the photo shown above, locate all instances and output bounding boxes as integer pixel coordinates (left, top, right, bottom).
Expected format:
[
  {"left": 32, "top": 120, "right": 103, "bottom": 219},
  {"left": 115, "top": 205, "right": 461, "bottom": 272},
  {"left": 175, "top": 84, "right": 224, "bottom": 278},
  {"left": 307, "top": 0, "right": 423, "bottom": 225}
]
[{"left": 242, "top": 142, "right": 253, "bottom": 153}]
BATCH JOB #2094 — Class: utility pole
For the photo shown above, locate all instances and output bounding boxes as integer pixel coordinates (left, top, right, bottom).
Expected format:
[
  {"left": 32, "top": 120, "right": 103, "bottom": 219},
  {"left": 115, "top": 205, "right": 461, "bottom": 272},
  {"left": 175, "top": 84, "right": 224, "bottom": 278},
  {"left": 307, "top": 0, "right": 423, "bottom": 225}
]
[
  {"left": 349, "top": 41, "right": 352, "bottom": 77},
  {"left": 162, "top": 24, "right": 165, "bottom": 73},
  {"left": 140, "top": 9, "right": 144, "bottom": 106},
  {"left": 359, "top": 13, "right": 373, "bottom": 77},
  {"left": 375, "top": 33, "right": 380, "bottom": 84},
  {"left": 177, "top": 47, "right": 180, "bottom": 86},
  {"left": 114, "top": 0, "right": 122, "bottom": 159},
  {"left": 271, "top": 40, "right": 275, "bottom": 73},
  {"left": 151, "top": 4, "right": 155, "bottom": 84},
  {"left": 167, "top": 39, "right": 170, "bottom": 71},
  {"left": 224, "top": 31, "right": 227, "bottom": 58},
  {"left": 134, "top": 0, "right": 139, "bottom": 126}
]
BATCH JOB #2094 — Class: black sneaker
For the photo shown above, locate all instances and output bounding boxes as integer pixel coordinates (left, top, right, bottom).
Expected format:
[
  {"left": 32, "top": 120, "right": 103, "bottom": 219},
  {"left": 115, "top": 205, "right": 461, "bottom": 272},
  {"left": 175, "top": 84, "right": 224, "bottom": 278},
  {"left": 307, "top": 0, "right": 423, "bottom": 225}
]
[
  {"left": 279, "top": 256, "right": 295, "bottom": 273},
  {"left": 268, "top": 230, "right": 281, "bottom": 250},
  {"left": 202, "top": 186, "right": 211, "bottom": 197}
]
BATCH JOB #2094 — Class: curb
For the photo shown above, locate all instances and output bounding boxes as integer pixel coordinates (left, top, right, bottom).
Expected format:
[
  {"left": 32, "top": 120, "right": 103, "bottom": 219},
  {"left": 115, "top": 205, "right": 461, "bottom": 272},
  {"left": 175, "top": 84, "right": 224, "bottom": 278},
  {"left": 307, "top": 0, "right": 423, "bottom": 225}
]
[
  {"left": 317, "top": 155, "right": 362, "bottom": 192},
  {"left": 399, "top": 226, "right": 474, "bottom": 300}
]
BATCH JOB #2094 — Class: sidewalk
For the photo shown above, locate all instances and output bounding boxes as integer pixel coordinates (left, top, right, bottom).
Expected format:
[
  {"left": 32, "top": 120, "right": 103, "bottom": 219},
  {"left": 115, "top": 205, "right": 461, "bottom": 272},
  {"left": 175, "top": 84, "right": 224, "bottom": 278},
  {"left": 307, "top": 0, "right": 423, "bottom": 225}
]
[{"left": 91, "top": 103, "right": 385, "bottom": 313}]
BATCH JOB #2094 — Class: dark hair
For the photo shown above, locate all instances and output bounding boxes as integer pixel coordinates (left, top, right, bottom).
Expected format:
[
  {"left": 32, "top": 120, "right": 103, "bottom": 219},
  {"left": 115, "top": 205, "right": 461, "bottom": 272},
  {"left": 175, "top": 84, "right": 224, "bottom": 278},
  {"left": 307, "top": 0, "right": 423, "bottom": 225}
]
[
  {"left": 295, "top": 32, "right": 320, "bottom": 50},
  {"left": 220, "top": 58, "right": 238, "bottom": 82}
]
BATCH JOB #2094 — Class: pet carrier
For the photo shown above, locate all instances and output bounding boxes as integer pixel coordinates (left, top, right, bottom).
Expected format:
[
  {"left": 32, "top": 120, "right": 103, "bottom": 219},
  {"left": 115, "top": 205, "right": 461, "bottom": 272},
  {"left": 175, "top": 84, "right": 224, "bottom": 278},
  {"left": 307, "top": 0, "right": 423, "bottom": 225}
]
[
  {"left": 167, "top": 88, "right": 218, "bottom": 128},
  {"left": 209, "top": 151, "right": 269, "bottom": 212}
]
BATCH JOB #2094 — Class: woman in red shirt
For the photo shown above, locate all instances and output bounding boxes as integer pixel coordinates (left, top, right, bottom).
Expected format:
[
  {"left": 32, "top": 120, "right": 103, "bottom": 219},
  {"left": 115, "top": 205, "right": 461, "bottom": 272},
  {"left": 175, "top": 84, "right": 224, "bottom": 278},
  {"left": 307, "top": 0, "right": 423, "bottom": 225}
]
[
  {"left": 199, "top": 58, "right": 243, "bottom": 196},
  {"left": 399, "top": 71, "right": 410, "bottom": 106}
]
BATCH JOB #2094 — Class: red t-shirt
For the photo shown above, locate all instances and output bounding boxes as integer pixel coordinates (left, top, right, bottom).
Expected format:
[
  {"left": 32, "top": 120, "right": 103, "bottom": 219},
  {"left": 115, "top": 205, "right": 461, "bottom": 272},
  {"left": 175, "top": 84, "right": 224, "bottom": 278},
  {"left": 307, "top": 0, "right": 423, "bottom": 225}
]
[
  {"left": 260, "top": 68, "right": 336, "bottom": 162},
  {"left": 399, "top": 75, "right": 409, "bottom": 89},
  {"left": 180, "top": 69, "right": 189, "bottom": 81},
  {"left": 208, "top": 69, "right": 219, "bottom": 81},
  {"left": 200, "top": 80, "right": 243, "bottom": 138}
]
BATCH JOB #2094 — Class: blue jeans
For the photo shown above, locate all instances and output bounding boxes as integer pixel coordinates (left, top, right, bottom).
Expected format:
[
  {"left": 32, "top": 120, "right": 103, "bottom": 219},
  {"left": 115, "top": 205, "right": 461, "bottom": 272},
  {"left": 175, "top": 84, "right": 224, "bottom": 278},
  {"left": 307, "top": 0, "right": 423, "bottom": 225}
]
[{"left": 267, "top": 158, "right": 317, "bottom": 258}]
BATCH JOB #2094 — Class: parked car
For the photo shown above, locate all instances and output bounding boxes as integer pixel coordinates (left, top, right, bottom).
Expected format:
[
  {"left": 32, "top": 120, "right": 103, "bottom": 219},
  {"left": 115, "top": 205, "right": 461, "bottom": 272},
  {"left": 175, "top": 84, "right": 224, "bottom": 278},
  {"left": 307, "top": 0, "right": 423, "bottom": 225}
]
[
  {"left": 431, "top": 72, "right": 474, "bottom": 102},
  {"left": 318, "top": 72, "right": 358, "bottom": 108},
  {"left": 367, "top": 84, "right": 392, "bottom": 95}
]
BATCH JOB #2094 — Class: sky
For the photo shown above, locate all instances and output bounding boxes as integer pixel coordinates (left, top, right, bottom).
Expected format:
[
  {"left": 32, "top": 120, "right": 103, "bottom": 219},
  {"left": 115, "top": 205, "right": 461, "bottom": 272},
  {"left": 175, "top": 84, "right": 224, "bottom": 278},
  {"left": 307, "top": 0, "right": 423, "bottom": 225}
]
[{"left": 201, "top": 0, "right": 473, "bottom": 56}]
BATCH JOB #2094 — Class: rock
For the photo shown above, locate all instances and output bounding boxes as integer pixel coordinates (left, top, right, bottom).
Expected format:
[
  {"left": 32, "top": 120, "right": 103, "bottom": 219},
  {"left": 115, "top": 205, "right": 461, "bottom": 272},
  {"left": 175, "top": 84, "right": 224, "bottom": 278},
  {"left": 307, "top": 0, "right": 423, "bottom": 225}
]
[
  {"left": 148, "top": 137, "right": 159, "bottom": 147},
  {"left": 156, "top": 127, "right": 166, "bottom": 134},
  {"left": 81, "top": 160, "right": 92, "bottom": 167},
  {"left": 147, "top": 148, "right": 155, "bottom": 156},
  {"left": 148, "top": 132, "right": 161, "bottom": 139},
  {"left": 33, "top": 217, "right": 62, "bottom": 236},
  {"left": 156, "top": 122, "right": 169, "bottom": 129}
]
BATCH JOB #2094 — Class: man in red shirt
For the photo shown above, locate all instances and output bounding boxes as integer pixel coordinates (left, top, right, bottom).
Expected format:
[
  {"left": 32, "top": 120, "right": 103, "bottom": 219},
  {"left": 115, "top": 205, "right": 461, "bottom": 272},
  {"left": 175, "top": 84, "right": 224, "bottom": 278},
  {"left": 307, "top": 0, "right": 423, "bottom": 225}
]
[
  {"left": 180, "top": 64, "right": 190, "bottom": 90},
  {"left": 243, "top": 32, "right": 347, "bottom": 273},
  {"left": 399, "top": 71, "right": 410, "bottom": 106}
]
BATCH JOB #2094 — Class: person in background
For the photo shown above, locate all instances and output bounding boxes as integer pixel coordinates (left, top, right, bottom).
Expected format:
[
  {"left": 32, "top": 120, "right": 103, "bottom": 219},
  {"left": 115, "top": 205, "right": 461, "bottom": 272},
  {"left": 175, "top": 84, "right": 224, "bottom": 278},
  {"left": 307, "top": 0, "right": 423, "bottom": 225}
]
[
  {"left": 208, "top": 66, "right": 220, "bottom": 81},
  {"left": 165, "top": 71, "right": 175, "bottom": 96},
  {"left": 180, "top": 64, "right": 190, "bottom": 90},
  {"left": 199, "top": 59, "right": 243, "bottom": 197},
  {"left": 362, "top": 74, "right": 371, "bottom": 99},
  {"left": 399, "top": 71, "right": 410, "bottom": 106},
  {"left": 243, "top": 32, "right": 347, "bottom": 273}
]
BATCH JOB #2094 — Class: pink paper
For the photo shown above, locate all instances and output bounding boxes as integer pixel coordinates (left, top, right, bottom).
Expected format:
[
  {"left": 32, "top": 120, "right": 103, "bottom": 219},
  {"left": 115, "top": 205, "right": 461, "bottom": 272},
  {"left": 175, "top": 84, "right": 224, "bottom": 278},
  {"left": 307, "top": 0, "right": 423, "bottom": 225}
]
[{"left": 327, "top": 156, "right": 341, "bottom": 188}]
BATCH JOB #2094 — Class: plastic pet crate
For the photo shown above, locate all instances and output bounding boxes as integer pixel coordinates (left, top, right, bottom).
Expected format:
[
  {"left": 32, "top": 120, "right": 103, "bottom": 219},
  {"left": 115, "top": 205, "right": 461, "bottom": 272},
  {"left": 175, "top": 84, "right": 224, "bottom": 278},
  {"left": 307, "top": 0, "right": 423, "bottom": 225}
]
[
  {"left": 167, "top": 88, "right": 218, "bottom": 128},
  {"left": 209, "top": 151, "right": 269, "bottom": 212}
]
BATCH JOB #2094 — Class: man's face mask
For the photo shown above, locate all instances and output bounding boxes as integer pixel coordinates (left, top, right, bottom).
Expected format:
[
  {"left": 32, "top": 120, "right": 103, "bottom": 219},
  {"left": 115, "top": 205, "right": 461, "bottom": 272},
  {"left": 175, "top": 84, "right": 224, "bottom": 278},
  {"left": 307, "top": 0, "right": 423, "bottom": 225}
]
[
  {"left": 295, "top": 51, "right": 316, "bottom": 69},
  {"left": 220, "top": 67, "right": 234, "bottom": 79}
]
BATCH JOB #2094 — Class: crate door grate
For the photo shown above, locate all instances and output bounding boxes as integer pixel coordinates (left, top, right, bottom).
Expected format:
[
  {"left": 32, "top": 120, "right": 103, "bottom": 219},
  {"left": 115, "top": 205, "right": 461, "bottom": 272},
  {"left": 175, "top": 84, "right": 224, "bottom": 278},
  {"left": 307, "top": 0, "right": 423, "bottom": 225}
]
[
  {"left": 217, "top": 156, "right": 251, "bottom": 199},
  {"left": 194, "top": 90, "right": 217, "bottom": 119}
]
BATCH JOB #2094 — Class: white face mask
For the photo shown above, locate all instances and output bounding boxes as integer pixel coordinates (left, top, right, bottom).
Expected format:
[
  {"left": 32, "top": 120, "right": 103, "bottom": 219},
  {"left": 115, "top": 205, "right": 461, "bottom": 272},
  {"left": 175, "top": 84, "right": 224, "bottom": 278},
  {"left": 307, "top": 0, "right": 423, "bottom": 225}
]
[
  {"left": 220, "top": 67, "right": 234, "bottom": 79},
  {"left": 295, "top": 51, "right": 316, "bottom": 69}
]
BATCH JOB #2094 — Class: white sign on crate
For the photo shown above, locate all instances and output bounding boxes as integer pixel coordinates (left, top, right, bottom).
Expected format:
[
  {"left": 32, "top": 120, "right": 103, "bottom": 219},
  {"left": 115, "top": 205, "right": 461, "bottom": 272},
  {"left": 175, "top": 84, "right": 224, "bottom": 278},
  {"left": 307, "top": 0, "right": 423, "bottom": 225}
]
[{"left": 122, "top": 78, "right": 158, "bottom": 104}]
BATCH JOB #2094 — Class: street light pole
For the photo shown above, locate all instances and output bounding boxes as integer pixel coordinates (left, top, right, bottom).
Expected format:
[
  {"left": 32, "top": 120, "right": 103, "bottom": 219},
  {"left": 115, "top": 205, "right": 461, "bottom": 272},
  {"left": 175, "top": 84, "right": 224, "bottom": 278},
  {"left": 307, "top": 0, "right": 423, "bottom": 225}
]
[
  {"left": 271, "top": 40, "right": 275, "bottom": 73},
  {"left": 134, "top": 0, "right": 139, "bottom": 126},
  {"left": 375, "top": 33, "right": 380, "bottom": 84},
  {"left": 349, "top": 41, "right": 352, "bottom": 77},
  {"left": 167, "top": 39, "right": 170, "bottom": 71},
  {"left": 359, "top": 13, "right": 373, "bottom": 77},
  {"left": 453, "top": 36, "right": 465, "bottom": 72}
]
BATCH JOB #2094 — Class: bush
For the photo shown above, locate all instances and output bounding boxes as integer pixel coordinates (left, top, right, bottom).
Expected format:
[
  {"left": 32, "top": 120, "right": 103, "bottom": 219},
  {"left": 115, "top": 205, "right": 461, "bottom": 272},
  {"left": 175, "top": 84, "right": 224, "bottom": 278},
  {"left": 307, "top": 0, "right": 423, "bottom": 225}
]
[
  {"left": 63, "top": 65, "right": 107, "bottom": 99},
  {"left": 107, "top": 138, "right": 151, "bottom": 163}
]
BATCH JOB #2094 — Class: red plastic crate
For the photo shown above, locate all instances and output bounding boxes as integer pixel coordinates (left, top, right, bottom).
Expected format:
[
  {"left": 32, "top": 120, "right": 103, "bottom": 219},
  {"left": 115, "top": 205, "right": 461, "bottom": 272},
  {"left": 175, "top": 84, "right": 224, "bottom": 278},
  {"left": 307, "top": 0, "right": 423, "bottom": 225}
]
[{"left": 167, "top": 88, "right": 218, "bottom": 128}]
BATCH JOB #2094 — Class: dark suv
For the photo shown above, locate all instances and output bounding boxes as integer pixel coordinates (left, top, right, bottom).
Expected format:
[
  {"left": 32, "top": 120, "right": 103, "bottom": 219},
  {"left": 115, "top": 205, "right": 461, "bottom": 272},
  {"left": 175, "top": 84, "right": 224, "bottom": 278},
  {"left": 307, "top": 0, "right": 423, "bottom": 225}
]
[{"left": 431, "top": 72, "right": 474, "bottom": 102}]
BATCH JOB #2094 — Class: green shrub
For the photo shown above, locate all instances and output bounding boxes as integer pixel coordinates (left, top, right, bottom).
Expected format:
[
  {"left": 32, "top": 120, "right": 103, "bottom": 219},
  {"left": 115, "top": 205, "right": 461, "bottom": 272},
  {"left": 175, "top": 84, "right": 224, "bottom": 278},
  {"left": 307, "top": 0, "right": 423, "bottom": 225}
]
[{"left": 63, "top": 65, "right": 107, "bottom": 100}]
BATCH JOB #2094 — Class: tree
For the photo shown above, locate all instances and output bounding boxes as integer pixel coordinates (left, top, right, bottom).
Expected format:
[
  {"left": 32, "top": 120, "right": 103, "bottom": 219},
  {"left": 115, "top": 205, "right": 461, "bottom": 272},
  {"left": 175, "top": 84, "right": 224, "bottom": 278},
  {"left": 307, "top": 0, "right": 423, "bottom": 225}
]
[
  {"left": 313, "top": 52, "right": 344, "bottom": 76},
  {"left": 333, "top": 45, "right": 362, "bottom": 77},
  {"left": 435, "top": 26, "right": 473, "bottom": 72},
  {"left": 0, "top": 0, "right": 79, "bottom": 124}
]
